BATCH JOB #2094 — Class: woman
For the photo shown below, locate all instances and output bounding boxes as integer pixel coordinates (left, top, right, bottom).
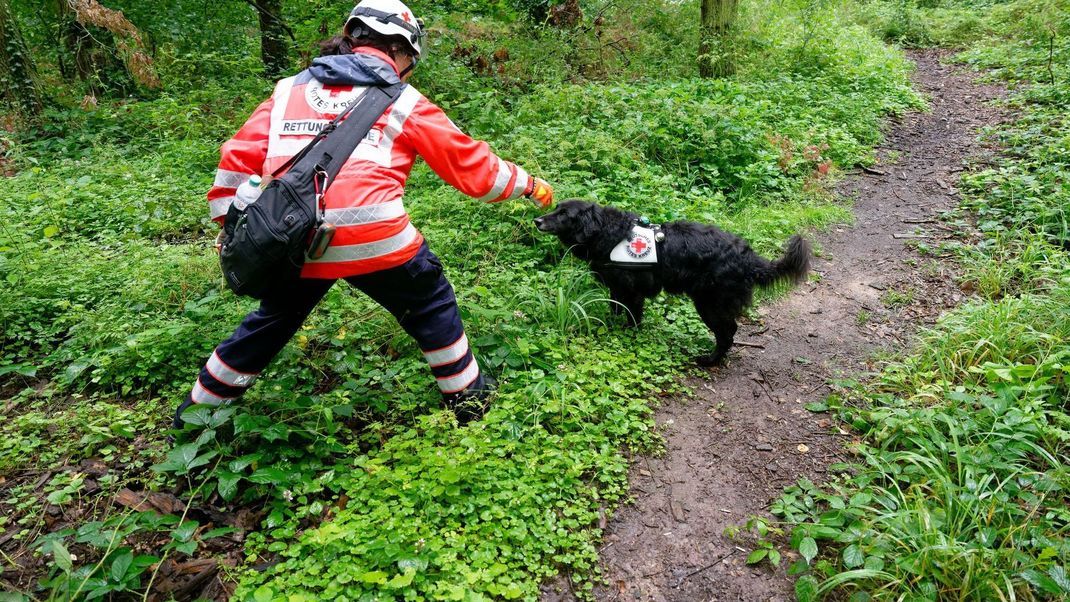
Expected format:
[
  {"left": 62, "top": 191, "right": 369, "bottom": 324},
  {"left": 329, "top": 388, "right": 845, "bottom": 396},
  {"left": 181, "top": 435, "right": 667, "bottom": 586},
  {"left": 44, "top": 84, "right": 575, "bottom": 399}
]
[{"left": 175, "top": 0, "right": 554, "bottom": 430}]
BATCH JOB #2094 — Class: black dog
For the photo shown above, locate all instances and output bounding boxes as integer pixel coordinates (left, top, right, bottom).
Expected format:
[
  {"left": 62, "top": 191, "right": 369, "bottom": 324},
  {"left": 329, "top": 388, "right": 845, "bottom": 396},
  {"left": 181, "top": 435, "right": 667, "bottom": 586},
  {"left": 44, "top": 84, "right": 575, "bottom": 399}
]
[{"left": 534, "top": 200, "right": 811, "bottom": 366}]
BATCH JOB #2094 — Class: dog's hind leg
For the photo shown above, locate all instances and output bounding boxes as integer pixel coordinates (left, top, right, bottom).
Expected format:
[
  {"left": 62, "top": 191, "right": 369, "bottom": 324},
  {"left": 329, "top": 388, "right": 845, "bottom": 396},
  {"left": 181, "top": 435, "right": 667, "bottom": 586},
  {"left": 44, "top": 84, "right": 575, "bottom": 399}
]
[{"left": 694, "top": 300, "right": 739, "bottom": 366}]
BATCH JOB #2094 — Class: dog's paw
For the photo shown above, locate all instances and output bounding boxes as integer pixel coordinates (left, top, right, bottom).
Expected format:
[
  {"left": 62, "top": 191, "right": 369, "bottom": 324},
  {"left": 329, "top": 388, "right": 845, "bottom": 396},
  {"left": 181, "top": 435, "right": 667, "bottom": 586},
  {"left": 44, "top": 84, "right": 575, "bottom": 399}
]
[{"left": 695, "top": 353, "right": 726, "bottom": 367}]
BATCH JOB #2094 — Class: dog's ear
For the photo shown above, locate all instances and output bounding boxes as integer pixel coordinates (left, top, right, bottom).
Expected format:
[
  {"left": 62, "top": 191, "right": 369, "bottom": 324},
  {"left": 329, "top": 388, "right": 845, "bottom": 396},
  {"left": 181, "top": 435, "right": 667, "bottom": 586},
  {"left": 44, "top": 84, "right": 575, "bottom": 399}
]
[{"left": 569, "top": 203, "right": 603, "bottom": 245}]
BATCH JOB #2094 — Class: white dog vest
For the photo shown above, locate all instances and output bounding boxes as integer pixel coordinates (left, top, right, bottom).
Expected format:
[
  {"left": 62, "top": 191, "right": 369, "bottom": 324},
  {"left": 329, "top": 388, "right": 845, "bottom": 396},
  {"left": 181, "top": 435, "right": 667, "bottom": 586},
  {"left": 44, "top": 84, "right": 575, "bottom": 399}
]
[{"left": 608, "top": 224, "right": 661, "bottom": 266}]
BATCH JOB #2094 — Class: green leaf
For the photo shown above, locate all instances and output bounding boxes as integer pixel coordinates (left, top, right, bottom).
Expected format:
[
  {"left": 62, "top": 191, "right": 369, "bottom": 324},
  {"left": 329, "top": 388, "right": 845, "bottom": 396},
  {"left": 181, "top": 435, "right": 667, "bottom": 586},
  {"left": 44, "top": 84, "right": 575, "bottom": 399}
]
[
  {"left": 359, "top": 570, "right": 388, "bottom": 584},
  {"left": 746, "top": 548, "right": 768, "bottom": 565},
  {"left": 85, "top": 586, "right": 113, "bottom": 601},
  {"left": 1038, "top": 547, "right": 1059, "bottom": 561},
  {"left": 754, "top": 519, "right": 768, "bottom": 536},
  {"left": 229, "top": 453, "right": 261, "bottom": 472},
  {"left": 397, "top": 556, "right": 429, "bottom": 572},
  {"left": 43, "top": 225, "right": 59, "bottom": 238},
  {"left": 261, "top": 423, "right": 291, "bottom": 442},
  {"left": 799, "top": 537, "right": 818, "bottom": 564},
  {"left": 181, "top": 406, "right": 213, "bottom": 426},
  {"left": 63, "top": 358, "right": 91, "bottom": 383},
  {"left": 109, "top": 549, "right": 133, "bottom": 582},
  {"left": 209, "top": 407, "right": 236, "bottom": 428},
  {"left": 1048, "top": 565, "right": 1070, "bottom": 592},
  {"left": 787, "top": 559, "right": 810, "bottom": 576},
  {"left": 249, "top": 467, "right": 290, "bottom": 485},
  {"left": 863, "top": 555, "right": 885, "bottom": 572},
  {"left": 216, "top": 471, "right": 241, "bottom": 501},
  {"left": 1022, "top": 569, "right": 1062, "bottom": 594},
  {"left": 51, "top": 540, "right": 73, "bottom": 573},
  {"left": 386, "top": 568, "right": 415, "bottom": 588},
  {"left": 805, "top": 402, "right": 828, "bottom": 412},
  {"left": 172, "top": 539, "right": 197, "bottom": 555},
  {"left": 0, "top": 363, "right": 35, "bottom": 378},
  {"left": 849, "top": 492, "right": 872, "bottom": 507},
  {"left": 768, "top": 549, "right": 781, "bottom": 566},
  {"left": 795, "top": 575, "right": 819, "bottom": 602},
  {"left": 130, "top": 554, "right": 159, "bottom": 574},
  {"left": 502, "top": 583, "right": 524, "bottom": 599},
  {"left": 171, "top": 520, "right": 199, "bottom": 542},
  {"left": 151, "top": 443, "right": 215, "bottom": 475},
  {"left": 202, "top": 527, "right": 237, "bottom": 540},
  {"left": 843, "top": 544, "right": 864, "bottom": 568},
  {"left": 187, "top": 450, "right": 218, "bottom": 472},
  {"left": 46, "top": 489, "right": 72, "bottom": 505}
]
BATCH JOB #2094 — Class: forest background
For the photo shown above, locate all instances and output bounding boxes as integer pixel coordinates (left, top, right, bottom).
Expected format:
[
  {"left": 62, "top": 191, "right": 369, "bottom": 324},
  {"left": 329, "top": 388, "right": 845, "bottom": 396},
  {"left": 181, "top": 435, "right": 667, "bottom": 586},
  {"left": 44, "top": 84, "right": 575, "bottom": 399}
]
[{"left": 0, "top": 0, "right": 1066, "bottom": 600}]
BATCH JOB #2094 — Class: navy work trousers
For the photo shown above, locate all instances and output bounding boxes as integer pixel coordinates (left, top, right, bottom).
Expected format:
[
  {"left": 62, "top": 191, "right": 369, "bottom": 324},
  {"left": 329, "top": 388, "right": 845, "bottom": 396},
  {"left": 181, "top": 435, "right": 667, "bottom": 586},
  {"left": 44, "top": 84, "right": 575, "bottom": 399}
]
[{"left": 189, "top": 243, "right": 481, "bottom": 407}]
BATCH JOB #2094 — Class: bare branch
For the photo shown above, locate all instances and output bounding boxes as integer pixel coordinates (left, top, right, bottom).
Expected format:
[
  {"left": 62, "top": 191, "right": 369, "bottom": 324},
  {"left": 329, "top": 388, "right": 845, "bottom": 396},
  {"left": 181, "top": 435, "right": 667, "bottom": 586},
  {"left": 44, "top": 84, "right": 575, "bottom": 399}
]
[{"left": 67, "top": 0, "right": 160, "bottom": 88}]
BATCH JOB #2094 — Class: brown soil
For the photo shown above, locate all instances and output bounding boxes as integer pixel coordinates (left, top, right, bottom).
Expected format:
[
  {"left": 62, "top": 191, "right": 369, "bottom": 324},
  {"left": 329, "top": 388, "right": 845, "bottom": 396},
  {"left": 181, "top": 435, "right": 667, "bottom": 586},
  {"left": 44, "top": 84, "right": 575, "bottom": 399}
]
[{"left": 542, "top": 50, "right": 1009, "bottom": 601}]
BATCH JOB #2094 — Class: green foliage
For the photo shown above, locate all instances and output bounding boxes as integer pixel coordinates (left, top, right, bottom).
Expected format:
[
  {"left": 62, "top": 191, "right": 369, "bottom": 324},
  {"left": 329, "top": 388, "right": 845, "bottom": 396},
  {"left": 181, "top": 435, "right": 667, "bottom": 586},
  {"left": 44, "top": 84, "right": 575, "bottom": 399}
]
[
  {"left": 776, "top": 325, "right": 1070, "bottom": 599},
  {"left": 776, "top": 2, "right": 1070, "bottom": 598},
  {"left": 33, "top": 510, "right": 229, "bottom": 601},
  {"left": 0, "top": 0, "right": 922, "bottom": 599}
]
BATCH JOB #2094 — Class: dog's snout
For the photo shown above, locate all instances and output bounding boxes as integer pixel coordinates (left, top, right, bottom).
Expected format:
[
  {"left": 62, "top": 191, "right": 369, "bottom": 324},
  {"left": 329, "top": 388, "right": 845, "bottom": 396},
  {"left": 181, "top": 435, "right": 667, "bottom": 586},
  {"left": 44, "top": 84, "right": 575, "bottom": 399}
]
[{"left": 533, "top": 217, "right": 545, "bottom": 230}]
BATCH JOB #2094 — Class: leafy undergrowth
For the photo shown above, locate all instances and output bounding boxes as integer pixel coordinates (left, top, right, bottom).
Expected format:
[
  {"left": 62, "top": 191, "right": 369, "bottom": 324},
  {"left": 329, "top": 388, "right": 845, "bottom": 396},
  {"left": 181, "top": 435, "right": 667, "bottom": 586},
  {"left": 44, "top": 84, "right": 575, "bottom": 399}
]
[
  {"left": 775, "top": 2, "right": 1070, "bottom": 600},
  {"left": 0, "top": 0, "right": 919, "bottom": 599}
]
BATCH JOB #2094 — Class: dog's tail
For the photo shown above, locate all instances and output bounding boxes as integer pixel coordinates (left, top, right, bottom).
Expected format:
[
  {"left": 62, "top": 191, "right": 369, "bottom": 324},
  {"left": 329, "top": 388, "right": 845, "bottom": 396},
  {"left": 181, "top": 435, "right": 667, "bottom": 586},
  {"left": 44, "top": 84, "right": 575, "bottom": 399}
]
[{"left": 754, "top": 235, "right": 811, "bottom": 287}]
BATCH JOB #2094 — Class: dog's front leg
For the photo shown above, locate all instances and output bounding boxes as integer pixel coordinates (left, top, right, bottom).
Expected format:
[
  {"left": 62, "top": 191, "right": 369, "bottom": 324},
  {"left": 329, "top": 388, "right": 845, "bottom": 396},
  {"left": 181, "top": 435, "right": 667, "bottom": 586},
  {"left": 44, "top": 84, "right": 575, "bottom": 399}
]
[
  {"left": 619, "top": 295, "right": 645, "bottom": 328},
  {"left": 608, "top": 288, "right": 624, "bottom": 317}
]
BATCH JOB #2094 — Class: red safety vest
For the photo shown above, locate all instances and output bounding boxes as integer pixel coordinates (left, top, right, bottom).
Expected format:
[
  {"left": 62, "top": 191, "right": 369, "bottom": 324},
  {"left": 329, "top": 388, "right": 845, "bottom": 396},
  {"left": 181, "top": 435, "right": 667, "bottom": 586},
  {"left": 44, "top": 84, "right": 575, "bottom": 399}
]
[{"left": 206, "top": 47, "right": 532, "bottom": 279}]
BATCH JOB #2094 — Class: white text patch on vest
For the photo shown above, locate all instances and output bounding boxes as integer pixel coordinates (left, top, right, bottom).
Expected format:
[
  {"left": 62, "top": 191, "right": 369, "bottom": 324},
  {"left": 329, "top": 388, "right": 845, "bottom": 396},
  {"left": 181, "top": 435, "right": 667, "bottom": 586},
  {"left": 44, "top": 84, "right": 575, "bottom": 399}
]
[
  {"left": 280, "top": 120, "right": 331, "bottom": 135},
  {"left": 279, "top": 122, "right": 382, "bottom": 147}
]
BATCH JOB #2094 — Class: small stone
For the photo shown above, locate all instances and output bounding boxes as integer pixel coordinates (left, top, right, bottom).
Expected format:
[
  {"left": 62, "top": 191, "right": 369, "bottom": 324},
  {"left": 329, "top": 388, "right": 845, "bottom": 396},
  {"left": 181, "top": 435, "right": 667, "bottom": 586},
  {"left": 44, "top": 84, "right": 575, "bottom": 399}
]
[{"left": 756, "top": 443, "right": 773, "bottom": 452}]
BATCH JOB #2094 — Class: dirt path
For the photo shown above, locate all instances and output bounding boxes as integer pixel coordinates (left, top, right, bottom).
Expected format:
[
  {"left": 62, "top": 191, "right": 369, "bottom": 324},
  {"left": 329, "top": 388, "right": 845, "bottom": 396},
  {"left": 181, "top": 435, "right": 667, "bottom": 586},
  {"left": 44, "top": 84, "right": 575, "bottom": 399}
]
[{"left": 542, "top": 50, "right": 1008, "bottom": 601}]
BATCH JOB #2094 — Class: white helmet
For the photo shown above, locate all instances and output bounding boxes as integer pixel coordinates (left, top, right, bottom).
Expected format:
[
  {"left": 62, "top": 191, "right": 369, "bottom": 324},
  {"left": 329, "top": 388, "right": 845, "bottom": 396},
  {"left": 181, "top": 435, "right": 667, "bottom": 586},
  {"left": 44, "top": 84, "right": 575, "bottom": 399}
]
[{"left": 344, "top": 0, "right": 424, "bottom": 59}]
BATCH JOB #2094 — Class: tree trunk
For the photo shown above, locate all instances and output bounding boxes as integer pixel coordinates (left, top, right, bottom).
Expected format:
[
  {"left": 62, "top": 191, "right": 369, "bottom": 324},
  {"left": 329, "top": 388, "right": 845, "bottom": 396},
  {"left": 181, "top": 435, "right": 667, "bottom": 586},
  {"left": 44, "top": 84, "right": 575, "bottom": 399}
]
[
  {"left": 699, "top": 0, "right": 738, "bottom": 78},
  {"left": 0, "top": 0, "right": 43, "bottom": 115},
  {"left": 253, "top": 0, "right": 289, "bottom": 77},
  {"left": 57, "top": 0, "right": 98, "bottom": 92}
]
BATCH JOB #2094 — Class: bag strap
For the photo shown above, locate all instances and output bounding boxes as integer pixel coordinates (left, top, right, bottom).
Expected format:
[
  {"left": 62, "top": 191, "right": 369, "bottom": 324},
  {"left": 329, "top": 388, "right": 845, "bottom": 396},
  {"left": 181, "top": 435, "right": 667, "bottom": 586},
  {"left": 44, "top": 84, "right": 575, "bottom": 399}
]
[
  {"left": 268, "top": 85, "right": 365, "bottom": 178},
  {"left": 280, "top": 82, "right": 406, "bottom": 224},
  {"left": 308, "top": 83, "right": 405, "bottom": 196}
]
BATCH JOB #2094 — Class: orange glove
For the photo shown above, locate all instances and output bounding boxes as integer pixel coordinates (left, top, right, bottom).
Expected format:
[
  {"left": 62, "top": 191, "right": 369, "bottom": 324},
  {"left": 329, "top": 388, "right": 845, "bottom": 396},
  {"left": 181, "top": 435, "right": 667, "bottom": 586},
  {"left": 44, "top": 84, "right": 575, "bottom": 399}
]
[{"left": 525, "top": 177, "right": 555, "bottom": 210}]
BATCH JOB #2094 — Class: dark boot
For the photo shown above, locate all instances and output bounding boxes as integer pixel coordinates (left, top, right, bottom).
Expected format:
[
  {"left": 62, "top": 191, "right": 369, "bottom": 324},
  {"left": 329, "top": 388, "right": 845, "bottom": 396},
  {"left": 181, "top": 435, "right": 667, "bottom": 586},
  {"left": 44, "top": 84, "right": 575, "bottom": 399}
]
[
  {"left": 167, "top": 397, "right": 196, "bottom": 445},
  {"left": 172, "top": 397, "right": 195, "bottom": 430},
  {"left": 443, "top": 373, "right": 497, "bottom": 426}
]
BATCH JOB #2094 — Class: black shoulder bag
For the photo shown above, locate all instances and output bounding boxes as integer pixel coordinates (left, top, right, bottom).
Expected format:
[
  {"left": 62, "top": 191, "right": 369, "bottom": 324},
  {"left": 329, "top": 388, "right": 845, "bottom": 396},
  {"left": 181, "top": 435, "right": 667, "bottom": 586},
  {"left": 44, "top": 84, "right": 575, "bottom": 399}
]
[{"left": 219, "top": 82, "right": 406, "bottom": 299}]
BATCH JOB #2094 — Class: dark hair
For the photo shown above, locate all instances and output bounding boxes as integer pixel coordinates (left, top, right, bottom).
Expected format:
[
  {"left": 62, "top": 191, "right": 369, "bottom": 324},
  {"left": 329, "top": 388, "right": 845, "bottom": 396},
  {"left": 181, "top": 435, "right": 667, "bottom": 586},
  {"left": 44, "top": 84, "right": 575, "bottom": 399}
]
[{"left": 318, "top": 33, "right": 413, "bottom": 59}]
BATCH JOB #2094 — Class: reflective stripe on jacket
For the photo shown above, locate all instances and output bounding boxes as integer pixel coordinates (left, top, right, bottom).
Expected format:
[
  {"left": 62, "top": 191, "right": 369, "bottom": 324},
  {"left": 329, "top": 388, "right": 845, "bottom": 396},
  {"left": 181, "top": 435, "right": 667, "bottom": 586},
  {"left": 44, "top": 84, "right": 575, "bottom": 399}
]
[{"left": 206, "top": 47, "right": 532, "bottom": 279}]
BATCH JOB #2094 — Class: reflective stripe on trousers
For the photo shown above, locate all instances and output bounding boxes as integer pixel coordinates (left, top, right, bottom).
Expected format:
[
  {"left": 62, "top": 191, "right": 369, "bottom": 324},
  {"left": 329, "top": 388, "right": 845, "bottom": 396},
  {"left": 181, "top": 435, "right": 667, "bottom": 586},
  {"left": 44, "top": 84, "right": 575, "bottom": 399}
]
[{"left": 188, "top": 242, "right": 480, "bottom": 406}]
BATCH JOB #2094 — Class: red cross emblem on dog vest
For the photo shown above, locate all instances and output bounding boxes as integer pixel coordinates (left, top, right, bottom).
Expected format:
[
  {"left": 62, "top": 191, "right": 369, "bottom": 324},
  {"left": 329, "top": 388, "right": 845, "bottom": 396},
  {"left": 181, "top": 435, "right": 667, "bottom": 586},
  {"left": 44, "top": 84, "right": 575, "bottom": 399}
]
[{"left": 610, "top": 226, "right": 658, "bottom": 264}]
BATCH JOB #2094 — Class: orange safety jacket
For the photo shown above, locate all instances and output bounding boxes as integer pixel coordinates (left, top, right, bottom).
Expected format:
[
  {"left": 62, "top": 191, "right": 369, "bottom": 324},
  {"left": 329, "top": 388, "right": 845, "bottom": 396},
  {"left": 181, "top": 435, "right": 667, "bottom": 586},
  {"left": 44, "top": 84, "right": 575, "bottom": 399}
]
[{"left": 206, "top": 47, "right": 533, "bottom": 279}]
